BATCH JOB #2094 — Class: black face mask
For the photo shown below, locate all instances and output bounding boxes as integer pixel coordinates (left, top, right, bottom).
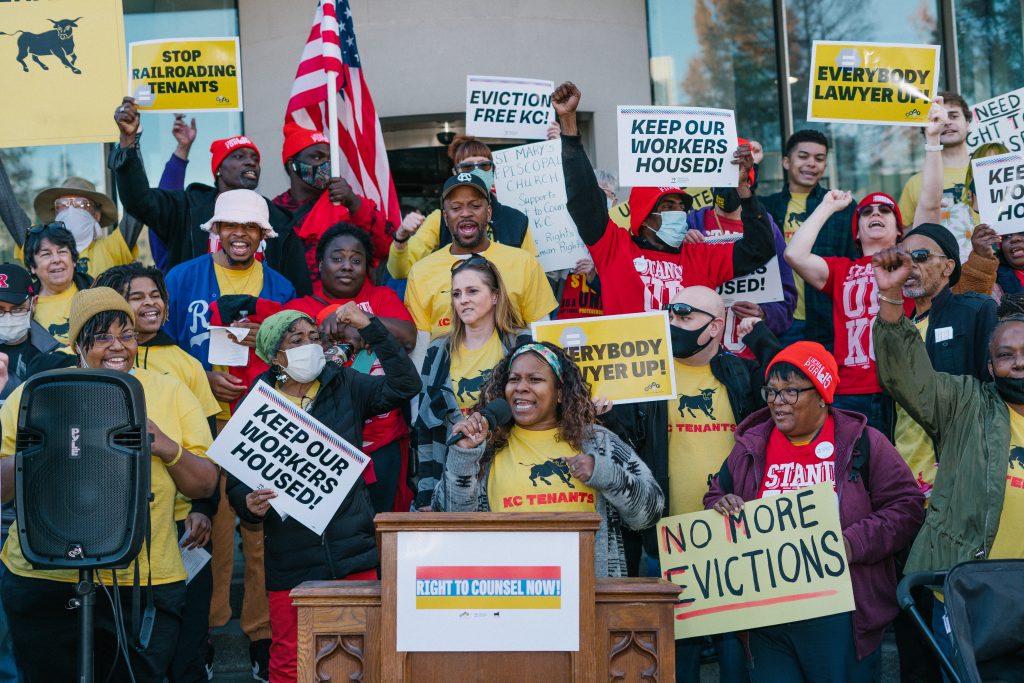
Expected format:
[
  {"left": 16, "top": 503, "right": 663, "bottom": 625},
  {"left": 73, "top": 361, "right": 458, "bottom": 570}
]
[
  {"left": 671, "top": 321, "right": 713, "bottom": 359},
  {"left": 995, "top": 375, "right": 1024, "bottom": 404},
  {"left": 713, "top": 187, "right": 742, "bottom": 213}
]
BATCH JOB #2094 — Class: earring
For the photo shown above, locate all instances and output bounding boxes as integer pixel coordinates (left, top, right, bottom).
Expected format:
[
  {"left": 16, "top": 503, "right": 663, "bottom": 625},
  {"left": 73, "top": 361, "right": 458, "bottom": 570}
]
[{"left": 819, "top": 401, "right": 826, "bottom": 408}]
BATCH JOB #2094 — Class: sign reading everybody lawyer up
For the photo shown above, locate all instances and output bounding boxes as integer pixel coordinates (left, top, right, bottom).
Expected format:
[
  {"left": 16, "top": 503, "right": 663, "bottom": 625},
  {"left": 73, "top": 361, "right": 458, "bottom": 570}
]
[
  {"left": 657, "top": 483, "right": 854, "bottom": 639},
  {"left": 532, "top": 311, "right": 676, "bottom": 404},
  {"left": 808, "top": 41, "right": 941, "bottom": 126},
  {"left": 973, "top": 151, "right": 1024, "bottom": 235},
  {"left": 617, "top": 106, "right": 738, "bottom": 188},
  {"left": 465, "top": 75, "right": 554, "bottom": 140},
  {"left": 206, "top": 381, "right": 369, "bottom": 534},
  {"left": 128, "top": 37, "right": 242, "bottom": 112}
]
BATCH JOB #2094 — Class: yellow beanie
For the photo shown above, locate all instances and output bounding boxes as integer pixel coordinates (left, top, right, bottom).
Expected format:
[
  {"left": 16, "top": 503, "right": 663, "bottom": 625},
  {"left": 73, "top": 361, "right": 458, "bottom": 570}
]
[{"left": 68, "top": 287, "right": 136, "bottom": 350}]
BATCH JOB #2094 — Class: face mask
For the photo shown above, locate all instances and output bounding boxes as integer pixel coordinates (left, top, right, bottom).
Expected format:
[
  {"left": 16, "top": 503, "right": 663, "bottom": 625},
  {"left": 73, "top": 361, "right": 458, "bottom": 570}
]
[
  {"left": 713, "top": 187, "right": 742, "bottom": 213},
  {"left": 653, "top": 211, "right": 688, "bottom": 248},
  {"left": 470, "top": 168, "right": 495, "bottom": 192},
  {"left": 282, "top": 343, "right": 326, "bottom": 383},
  {"left": 55, "top": 207, "right": 100, "bottom": 253},
  {"left": 995, "top": 375, "right": 1024, "bottom": 404},
  {"left": 0, "top": 310, "right": 30, "bottom": 344},
  {"left": 670, "top": 320, "right": 713, "bottom": 358},
  {"left": 293, "top": 159, "right": 331, "bottom": 190}
]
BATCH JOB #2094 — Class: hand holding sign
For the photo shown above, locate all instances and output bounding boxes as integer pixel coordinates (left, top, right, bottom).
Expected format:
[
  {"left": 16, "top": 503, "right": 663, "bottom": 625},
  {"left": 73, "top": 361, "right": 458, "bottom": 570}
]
[
  {"left": 924, "top": 95, "right": 948, "bottom": 145},
  {"left": 114, "top": 97, "right": 140, "bottom": 144},
  {"left": 711, "top": 493, "right": 745, "bottom": 515},
  {"left": 246, "top": 487, "right": 277, "bottom": 518},
  {"left": 971, "top": 224, "right": 1000, "bottom": 258},
  {"left": 735, "top": 143, "right": 754, "bottom": 196}
]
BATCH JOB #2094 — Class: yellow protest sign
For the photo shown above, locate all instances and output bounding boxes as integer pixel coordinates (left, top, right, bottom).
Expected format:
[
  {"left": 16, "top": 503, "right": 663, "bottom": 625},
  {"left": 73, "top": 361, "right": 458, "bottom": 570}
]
[
  {"left": 0, "top": 0, "right": 126, "bottom": 147},
  {"left": 531, "top": 311, "right": 676, "bottom": 404},
  {"left": 128, "top": 38, "right": 242, "bottom": 112},
  {"left": 657, "top": 483, "right": 855, "bottom": 639},
  {"left": 808, "top": 41, "right": 941, "bottom": 126},
  {"left": 608, "top": 189, "right": 714, "bottom": 230}
]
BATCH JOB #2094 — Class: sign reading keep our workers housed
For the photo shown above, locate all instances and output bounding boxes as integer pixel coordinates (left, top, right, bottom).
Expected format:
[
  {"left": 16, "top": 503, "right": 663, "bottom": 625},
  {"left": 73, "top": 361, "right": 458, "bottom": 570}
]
[
  {"left": 128, "top": 37, "right": 242, "bottom": 112},
  {"left": 807, "top": 41, "right": 941, "bottom": 126},
  {"left": 973, "top": 151, "right": 1024, "bottom": 235}
]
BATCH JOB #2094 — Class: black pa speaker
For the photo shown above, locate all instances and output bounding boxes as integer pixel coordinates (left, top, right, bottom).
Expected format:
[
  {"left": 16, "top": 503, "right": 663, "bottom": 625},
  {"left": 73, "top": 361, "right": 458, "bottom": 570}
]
[{"left": 14, "top": 368, "right": 151, "bottom": 569}]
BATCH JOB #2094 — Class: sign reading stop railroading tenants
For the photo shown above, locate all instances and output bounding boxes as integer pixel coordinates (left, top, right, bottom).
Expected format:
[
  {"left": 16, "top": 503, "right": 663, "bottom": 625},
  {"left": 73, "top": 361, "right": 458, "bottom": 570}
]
[
  {"left": 657, "top": 483, "right": 855, "bottom": 639},
  {"left": 128, "top": 37, "right": 242, "bottom": 112},
  {"left": 808, "top": 41, "right": 941, "bottom": 126}
]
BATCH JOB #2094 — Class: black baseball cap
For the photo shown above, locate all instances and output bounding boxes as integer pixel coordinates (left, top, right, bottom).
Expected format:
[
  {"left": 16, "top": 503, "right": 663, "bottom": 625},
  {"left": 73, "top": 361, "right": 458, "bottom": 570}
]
[
  {"left": 441, "top": 172, "right": 491, "bottom": 202},
  {"left": 0, "top": 264, "right": 33, "bottom": 305}
]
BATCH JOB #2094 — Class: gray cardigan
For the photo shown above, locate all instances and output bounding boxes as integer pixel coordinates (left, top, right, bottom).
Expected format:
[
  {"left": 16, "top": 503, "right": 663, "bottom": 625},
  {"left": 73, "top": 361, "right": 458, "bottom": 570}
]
[{"left": 432, "top": 425, "right": 664, "bottom": 577}]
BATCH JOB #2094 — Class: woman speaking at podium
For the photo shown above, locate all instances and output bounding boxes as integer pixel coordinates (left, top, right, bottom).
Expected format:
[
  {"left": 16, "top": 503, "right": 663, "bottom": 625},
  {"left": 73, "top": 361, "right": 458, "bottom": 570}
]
[
  {"left": 434, "top": 341, "right": 664, "bottom": 577},
  {"left": 0, "top": 287, "right": 219, "bottom": 682}
]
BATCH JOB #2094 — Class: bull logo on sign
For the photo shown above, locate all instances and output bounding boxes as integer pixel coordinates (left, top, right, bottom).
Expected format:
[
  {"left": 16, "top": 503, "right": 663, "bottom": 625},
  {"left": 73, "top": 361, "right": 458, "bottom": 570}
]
[{"left": 0, "top": 18, "right": 84, "bottom": 75}]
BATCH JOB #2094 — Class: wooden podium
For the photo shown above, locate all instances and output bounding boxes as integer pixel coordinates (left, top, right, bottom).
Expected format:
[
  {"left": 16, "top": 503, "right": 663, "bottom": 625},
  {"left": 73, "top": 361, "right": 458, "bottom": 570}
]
[{"left": 292, "top": 513, "right": 680, "bottom": 682}]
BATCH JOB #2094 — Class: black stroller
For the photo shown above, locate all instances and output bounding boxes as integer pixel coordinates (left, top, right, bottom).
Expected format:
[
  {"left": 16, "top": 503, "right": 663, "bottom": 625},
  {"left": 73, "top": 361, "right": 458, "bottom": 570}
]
[{"left": 898, "top": 560, "right": 1024, "bottom": 683}]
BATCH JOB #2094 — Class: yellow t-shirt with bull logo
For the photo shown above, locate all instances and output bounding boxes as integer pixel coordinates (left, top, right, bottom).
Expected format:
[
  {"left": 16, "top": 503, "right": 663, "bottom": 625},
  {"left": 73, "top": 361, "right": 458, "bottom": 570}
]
[
  {"left": 487, "top": 426, "right": 596, "bottom": 512},
  {"left": 667, "top": 361, "right": 737, "bottom": 516},
  {"left": 449, "top": 331, "right": 504, "bottom": 414}
]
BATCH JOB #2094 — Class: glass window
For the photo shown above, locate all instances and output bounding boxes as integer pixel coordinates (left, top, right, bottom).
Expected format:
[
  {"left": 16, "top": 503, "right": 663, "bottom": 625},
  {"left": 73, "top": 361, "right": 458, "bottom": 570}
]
[{"left": 955, "top": 0, "right": 1024, "bottom": 105}]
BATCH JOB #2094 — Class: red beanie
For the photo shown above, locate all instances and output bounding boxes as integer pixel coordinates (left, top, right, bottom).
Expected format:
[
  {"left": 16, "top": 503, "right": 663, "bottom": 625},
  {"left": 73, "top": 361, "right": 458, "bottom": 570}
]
[
  {"left": 627, "top": 186, "right": 692, "bottom": 233},
  {"left": 282, "top": 122, "right": 329, "bottom": 167},
  {"left": 766, "top": 341, "right": 839, "bottom": 404},
  {"left": 210, "top": 136, "right": 260, "bottom": 177},
  {"left": 851, "top": 192, "right": 903, "bottom": 243}
]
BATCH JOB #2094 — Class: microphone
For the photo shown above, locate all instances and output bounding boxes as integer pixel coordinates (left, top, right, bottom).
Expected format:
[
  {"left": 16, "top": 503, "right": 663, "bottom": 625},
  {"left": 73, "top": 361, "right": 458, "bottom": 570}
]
[{"left": 446, "top": 399, "right": 513, "bottom": 446}]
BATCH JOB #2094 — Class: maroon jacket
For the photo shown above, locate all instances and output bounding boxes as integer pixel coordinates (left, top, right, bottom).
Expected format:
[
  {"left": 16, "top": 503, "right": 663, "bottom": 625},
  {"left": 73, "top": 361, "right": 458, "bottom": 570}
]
[{"left": 704, "top": 407, "right": 924, "bottom": 659}]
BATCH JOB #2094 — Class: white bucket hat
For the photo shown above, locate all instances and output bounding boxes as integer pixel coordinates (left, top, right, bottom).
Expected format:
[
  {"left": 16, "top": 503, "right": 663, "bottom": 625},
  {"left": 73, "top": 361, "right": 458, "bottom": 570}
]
[{"left": 199, "top": 189, "right": 278, "bottom": 238}]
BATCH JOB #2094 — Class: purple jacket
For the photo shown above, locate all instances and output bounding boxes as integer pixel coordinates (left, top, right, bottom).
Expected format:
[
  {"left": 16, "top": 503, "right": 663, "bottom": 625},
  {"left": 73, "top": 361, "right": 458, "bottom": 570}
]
[
  {"left": 704, "top": 407, "right": 924, "bottom": 659},
  {"left": 687, "top": 207, "right": 797, "bottom": 337}
]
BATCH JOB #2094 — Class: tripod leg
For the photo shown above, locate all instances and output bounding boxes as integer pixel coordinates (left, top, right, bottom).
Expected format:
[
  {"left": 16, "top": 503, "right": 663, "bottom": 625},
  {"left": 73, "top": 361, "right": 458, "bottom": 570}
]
[{"left": 77, "top": 569, "right": 94, "bottom": 683}]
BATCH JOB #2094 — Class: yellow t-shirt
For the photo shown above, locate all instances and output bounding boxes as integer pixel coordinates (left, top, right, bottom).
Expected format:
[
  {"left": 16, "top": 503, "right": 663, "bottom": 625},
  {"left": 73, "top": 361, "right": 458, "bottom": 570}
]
[
  {"left": 783, "top": 192, "right": 810, "bottom": 321},
  {"left": 33, "top": 284, "right": 78, "bottom": 345},
  {"left": 0, "top": 368, "right": 213, "bottom": 585},
  {"left": 894, "top": 318, "right": 937, "bottom": 500},
  {"left": 212, "top": 261, "right": 264, "bottom": 420},
  {"left": 276, "top": 380, "right": 320, "bottom": 410},
  {"left": 17, "top": 231, "right": 137, "bottom": 280},
  {"left": 387, "top": 209, "right": 538, "bottom": 279},
  {"left": 449, "top": 332, "right": 504, "bottom": 414},
  {"left": 898, "top": 166, "right": 970, "bottom": 226},
  {"left": 487, "top": 426, "right": 597, "bottom": 512},
  {"left": 989, "top": 408, "right": 1024, "bottom": 559},
  {"left": 405, "top": 242, "right": 557, "bottom": 339},
  {"left": 667, "top": 361, "right": 738, "bottom": 515}
]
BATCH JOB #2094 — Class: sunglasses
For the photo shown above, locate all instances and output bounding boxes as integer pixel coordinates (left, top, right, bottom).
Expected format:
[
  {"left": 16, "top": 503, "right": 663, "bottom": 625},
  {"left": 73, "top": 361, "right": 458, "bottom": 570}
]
[
  {"left": 907, "top": 249, "right": 947, "bottom": 264},
  {"left": 54, "top": 197, "right": 95, "bottom": 212},
  {"left": 662, "top": 302, "right": 713, "bottom": 318},
  {"left": 454, "top": 160, "right": 494, "bottom": 173},
  {"left": 856, "top": 203, "right": 895, "bottom": 217},
  {"left": 451, "top": 252, "right": 496, "bottom": 274},
  {"left": 27, "top": 221, "right": 67, "bottom": 235}
]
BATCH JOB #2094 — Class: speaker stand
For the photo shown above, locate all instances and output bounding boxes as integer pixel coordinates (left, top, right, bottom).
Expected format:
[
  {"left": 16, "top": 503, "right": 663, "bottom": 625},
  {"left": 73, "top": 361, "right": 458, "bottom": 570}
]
[{"left": 74, "top": 569, "right": 95, "bottom": 683}]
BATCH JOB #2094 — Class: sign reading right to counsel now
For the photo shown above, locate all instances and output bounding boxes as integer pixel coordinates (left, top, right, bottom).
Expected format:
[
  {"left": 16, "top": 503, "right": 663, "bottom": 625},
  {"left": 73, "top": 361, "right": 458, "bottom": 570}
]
[{"left": 808, "top": 41, "right": 941, "bottom": 126}]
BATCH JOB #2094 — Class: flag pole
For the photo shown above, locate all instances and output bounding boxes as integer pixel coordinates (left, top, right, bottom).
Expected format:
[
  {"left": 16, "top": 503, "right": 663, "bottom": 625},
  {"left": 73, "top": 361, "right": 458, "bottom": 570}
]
[{"left": 327, "top": 71, "right": 341, "bottom": 179}]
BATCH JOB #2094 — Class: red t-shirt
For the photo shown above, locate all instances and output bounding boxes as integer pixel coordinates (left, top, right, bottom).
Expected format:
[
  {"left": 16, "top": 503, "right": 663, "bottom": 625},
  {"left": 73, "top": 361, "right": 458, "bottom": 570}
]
[
  {"left": 285, "top": 280, "right": 413, "bottom": 452},
  {"left": 821, "top": 256, "right": 883, "bottom": 395},
  {"left": 589, "top": 220, "right": 735, "bottom": 314},
  {"left": 758, "top": 417, "right": 837, "bottom": 498},
  {"left": 557, "top": 272, "right": 603, "bottom": 319}
]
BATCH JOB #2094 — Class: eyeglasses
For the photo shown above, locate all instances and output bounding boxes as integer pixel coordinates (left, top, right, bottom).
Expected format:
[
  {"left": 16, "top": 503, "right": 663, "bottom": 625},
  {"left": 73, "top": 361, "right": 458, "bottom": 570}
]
[
  {"left": 54, "top": 197, "right": 95, "bottom": 212},
  {"left": 856, "top": 203, "right": 895, "bottom": 217},
  {"left": 27, "top": 221, "right": 66, "bottom": 235},
  {"left": 662, "top": 302, "right": 713, "bottom": 318},
  {"left": 451, "top": 253, "right": 496, "bottom": 274},
  {"left": 760, "top": 386, "right": 816, "bottom": 404},
  {"left": 91, "top": 331, "right": 138, "bottom": 348},
  {"left": 454, "top": 160, "right": 494, "bottom": 173},
  {"left": 907, "top": 249, "right": 947, "bottom": 264},
  {"left": 0, "top": 307, "right": 30, "bottom": 317}
]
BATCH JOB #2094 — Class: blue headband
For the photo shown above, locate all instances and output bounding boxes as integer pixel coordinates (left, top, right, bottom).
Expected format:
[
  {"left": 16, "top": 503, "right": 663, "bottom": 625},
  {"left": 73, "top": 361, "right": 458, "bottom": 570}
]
[{"left": 511, "top": 343, "right": 563, "bottom": 379}]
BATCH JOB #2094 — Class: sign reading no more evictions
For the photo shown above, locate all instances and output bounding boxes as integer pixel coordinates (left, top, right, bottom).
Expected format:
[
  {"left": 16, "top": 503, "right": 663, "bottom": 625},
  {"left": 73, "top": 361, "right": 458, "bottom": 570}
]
[
  {"left": 206, "top": 381, "right": 369, "bottom": 534},
  {"left": 973, "top": 151, "right": 1024, "bottom": 235},
  {"left": 128, "top": 37, "right": 242, "bottom": 112},
  {"left": 465, "top": 75, "right": 554, "bottom": 140},
  {"left": 657, "top": 483, "right": 855, "bottom": 639}
]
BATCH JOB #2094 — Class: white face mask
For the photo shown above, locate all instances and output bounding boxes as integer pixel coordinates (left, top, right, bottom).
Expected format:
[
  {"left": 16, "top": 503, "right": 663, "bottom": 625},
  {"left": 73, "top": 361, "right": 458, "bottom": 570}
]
[
  {"left": 282, "top": 343, "right": 326, "bottom": 383},
  {"left": 0, "top": 310, "right": 30, "bottom": 344},
  {"left": 55, "top": 207, "right": 101, "bottom": 253}
]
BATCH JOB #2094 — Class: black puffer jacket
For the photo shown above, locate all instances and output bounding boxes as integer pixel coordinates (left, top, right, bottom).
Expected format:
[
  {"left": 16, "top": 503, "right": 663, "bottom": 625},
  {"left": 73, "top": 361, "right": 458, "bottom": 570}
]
[{"left": 226, "top": 318, "right": 421, "bottom": 591}]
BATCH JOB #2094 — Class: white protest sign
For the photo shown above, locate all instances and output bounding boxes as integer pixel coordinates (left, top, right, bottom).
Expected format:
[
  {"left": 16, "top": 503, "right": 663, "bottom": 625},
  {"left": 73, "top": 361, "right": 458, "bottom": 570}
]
[
  {"left": 492, "top": 139, "right": 589, "bottom": 271},
  {"left": 617, "top": 106, "right": 739, "bottom": 188},
  {"left": 968, "top": 88, "right": 1024, "bottom": 153},
  {"left": 973, "top": 151, "right": 1024, "bottom": 235},
  {"left": 207, "top": 381, "right": 370, "bottom": 535},
  {"left": 716, "top": 259, "right": 784, "bottom": 306},
  {"left": 396, "top": 531, "right": 580, "bottom": 651},
  {"left": 466, "top": 75, "right": 554, "bottom": 140}
]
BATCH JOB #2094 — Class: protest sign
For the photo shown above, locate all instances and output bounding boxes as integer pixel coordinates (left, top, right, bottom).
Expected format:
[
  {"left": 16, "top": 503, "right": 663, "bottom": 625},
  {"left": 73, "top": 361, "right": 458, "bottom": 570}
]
[
  {"left": 973, "top": 151, "right": 1024, "bottom": 235},
  {"left": 492, "top": 140, "right": 589, "bottom": 271},
  {"left": 128, "top": 37, "right": 242, "bottom": 112},
  {"left": 608, "top": 189, "right": 715, "bottom": 230},
  {"left": 807, "top": 41, "right": 941, "bottom": 126},
  {"left": 658, "top": 483, "right": 855, "bottom": 639},
  {"left": 968, "top": 87, "right": 1024, "bottom": 152},
  {"left": 617, "top": 106, "right": 739, "bottom": 188},
  {"left": 396, "top": 531, "right": 580, "bottom": 651},
  {"left": 465, "top": 75, "right": 554, "bottom": 140},
  {"left": 0, "top": 0, "right": 127, "bottom": 147},
  {"left": 532, "top": 311, "right": 676, "bottom": 404},
  {"left": 206, "top": 381, "right": 369, "bottom": 535},
  {"left": 716, "top": 259, "right": 784, "bottom": 306}
]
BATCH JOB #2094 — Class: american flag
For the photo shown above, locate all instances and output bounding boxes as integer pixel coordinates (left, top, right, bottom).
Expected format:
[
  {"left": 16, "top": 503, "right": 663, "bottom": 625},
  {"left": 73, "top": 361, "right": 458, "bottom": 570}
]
[{"left": 285, "top": 0, "right": 400, "bottom": 228}]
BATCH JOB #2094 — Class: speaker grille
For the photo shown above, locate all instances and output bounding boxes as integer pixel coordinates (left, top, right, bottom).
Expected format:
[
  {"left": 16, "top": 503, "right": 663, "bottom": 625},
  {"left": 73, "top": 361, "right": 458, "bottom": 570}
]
[{"left": 18, "top": 375, "right": 146, "bottom": 565}]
